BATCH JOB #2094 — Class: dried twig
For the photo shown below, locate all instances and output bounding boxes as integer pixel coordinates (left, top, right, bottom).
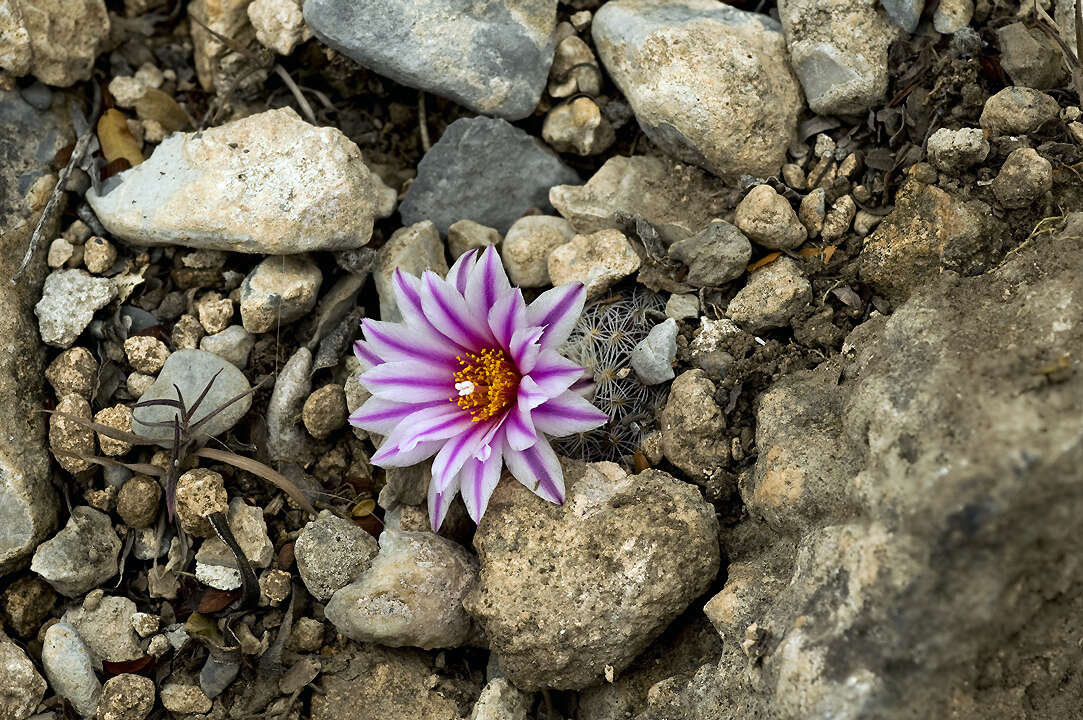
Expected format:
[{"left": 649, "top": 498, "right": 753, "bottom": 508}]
[
  {"left": 418, "top": 91, "right": 432, "bottom": 152},
  {"left": 274, "top": 64, "right": 317, "bottom": 124}
]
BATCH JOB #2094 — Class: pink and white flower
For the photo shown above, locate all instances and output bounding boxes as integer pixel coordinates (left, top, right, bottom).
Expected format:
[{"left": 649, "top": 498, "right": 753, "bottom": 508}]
[{"left": 349, "top": 246, "right": 609, "bottom": 530}]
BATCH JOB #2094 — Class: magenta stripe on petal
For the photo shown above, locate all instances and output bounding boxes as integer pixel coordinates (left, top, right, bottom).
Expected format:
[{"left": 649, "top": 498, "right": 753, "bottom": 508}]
[
  {"left": 447, "top": 248, "right": 478, "bottom": 295},
  {"left": 510, "top": 326, "right": 543, "bottom": 372},
  {"left": 527, "top": 283, "right": 585, "bottom": 349},
  {"left": 466, "top": 245, "right": 511, "bottom": 313},
  {"left": 361, "top": 319, "right": 458, "bottom": 366},
  {"left": 353, "top": 340, "right": 382, "bottom": 369},
  {"left": 421, "top": 271, "right": 493, "bottom": 350}
]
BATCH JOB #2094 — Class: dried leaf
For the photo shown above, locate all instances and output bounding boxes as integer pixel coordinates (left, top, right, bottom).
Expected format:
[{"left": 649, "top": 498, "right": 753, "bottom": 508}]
[
  {"left": 103, "top": 656, "right": 153, "bottom": 676},
  {"left": 823, "top": 245, "right": 837, "bottom": 264},
  {"left": 351, "top": 499, "right": 376, "bottom": 517},
  {"left": 194, "top": 447, "right": 317, "bottom": 516},
  {"left": 831, "top": 286, "right": 863, "bottom": 309},
  {"left": 747, "top": 252, "right": 781, "bottom": 272},
  {"left": 207, "top": 511, "right": 260, "bottom": 611},
  {"left": 135, "top": 88, "right": 188, "bottom": 132},
  {"left": 197, "top": 588, "right": 242, "bottom": 614},
  {"left": 97, "top": 109, "right": 144, "bottom": 167}
]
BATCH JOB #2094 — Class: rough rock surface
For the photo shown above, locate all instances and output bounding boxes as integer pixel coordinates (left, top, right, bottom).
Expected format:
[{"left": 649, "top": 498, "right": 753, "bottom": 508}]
[
  {"left": 593, "top": 0, "right": 802, "bottom": 178},
  {"left": 726, "top": 256, "right": 812, "bottom": 332},
  {"left": 62, "top": 594, "right": 142, "bottom": 663},
  {"left": 239, "top": 254, "right": 323, "bottom": 333},
  {"left": 778, "top": 0, "right": 897, "bottom": 115},
  {"left": 500, "top": 215, "right": 576, "bottom": 287},
  {"left": 42, "top": 621, "right": 101, "bottom": 716},
  {"left": 399, "top": 116, "right": 579, "bottom": 234},
  {"left": 21, "top": 0, "right": 110, "bottom": 87},
  {"left": 35, "top": 269, "right": 115, "bottom": 347},
  {"left": 660, "top": 370, "right": 730, "bottom": 481},
  {"left": 643, "top": 215, "right": 1083, "bottom": 720},
  {"left": 667, "top": 220, "right": 751, "bottom": 286},
  {"left": 465, "top": 460, "right": 720, "bottom": 690},
  {"left": 979, "top": 86, "right": 1059, "bottom": 137},
  {"left": 87, "top": 107, "right": 391, "bottom": 253},
  {"left": 295, "top": 513, "right": 379, "bottom": 601},
  {"left": 302, "top": 0, "right": 558, "bottom": 120},
  {"left": 550, "top": 155, "right": 728, "bottom": 235},
  {"left": 325, "top": 530, "right": 478, "bottom": 649},
  {"left": 547, "top": 228, "right": 642, "bottom": 299},
  {"left": 31, "top": 506, "right": 120, "bottom": 597},
  {"left": 0, "top": 631, "right": 46, "bottom": 720}
]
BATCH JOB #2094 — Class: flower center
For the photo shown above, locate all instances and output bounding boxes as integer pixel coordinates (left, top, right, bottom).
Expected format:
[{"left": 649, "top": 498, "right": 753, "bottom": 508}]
[{"left": 450, "top": 348, "right": 519, "bottom": 422}]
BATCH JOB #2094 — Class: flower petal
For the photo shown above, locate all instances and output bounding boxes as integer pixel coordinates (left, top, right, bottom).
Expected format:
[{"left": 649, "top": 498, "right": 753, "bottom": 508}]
[
  {"left": 353, "top": 340, "right": 383, "bottom": 371},
  {"left": 524, "top": 349, "right": 586, "bottom": 398},
  {"left": 531, "top": 390, "right": 610, "bottom": 437},
  {"left": 420, "top": 270, "right": 495, "bottom": 350},
  {"left": 446, "top": 248, "right": 478, "bottom": 296},
  {"left": 458, "top": 446, "right": 504, "bottom": 523},
  {"left": 504, "top": 435, "right": 565, "bottom": 504},
  {"left": 487, "top": 288, "right": 527, "bottom": 352},
  {"left": 526, "top": 282, "right": 585, "bottom": 349},
  {"left": 509, "top": 325, "right": 543, "bottom": 373},
  {"left": 466, "top": 245, "right": 512, "bottom": 314},
  {"left": 430, "top": 420, "right": 499, "bottom": 495},
  {"left": 429, "top": 468, "right": 461, "bottom": 531},
  {"left": 360, "top": 360, "right": 453, "bottom": 403},
  {"left": 367, "top": 437, "right": 445, "bottom": 468},
  {"left": 503, "top": 394, "right": 538, "bottom": 451},
  {"left": 361, "top": 318, "right": 460, "bottom": 367},
  {"left": 349, "top": 396, "right": 442, "bottom": 436},
  {"left": 375, "top": 403, "right": 473, "bottom": 458}
]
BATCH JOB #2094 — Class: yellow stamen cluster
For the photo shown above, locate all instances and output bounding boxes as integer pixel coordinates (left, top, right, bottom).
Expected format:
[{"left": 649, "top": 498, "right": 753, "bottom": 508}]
[{"left": 450, "top": 348, "right": 519, "bottom": 422}]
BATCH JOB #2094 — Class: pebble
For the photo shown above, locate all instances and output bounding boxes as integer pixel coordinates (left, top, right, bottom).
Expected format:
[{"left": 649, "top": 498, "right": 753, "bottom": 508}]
[
  {"left": 108, "top": 76, "right": 147, "bottom": 108},
  {"left": 41, "top": 622, "right": 101, "bottom": 717},
  {"left": 47, "top": 237, "right": 76, "bottom": 268},
  {"left": 630, "top": 318, "right": 678, "bottom": 385},
  {"left": 660, "top": 370, "right": 731, "bottom": 478},
  {"left": 295, "top": 513, "right": 379, "bottom": 601},
  {"left": 86, "top": 107, "right": 392, "bottom": 253},
  {"left": 464, "top": 461, "right": 719, "bottom": 689},
  {"left": 82, "top": 237, "right": 116, "bottom": 274},
  {"left": 62, "top": 594, "right": 142, "bottom": 663},
  {"left": 542, "top": 97, "right": 615, "bottom": 156},
  {"left": 926, "top": 127, "right": 989, "bottom": 172},
  {"left": 171, "top": 314, "right": 205, "bottom": 349},
  {"left": 400, "top": 117, "right": 579, "bottom": 234},
  {"left": 781, "top": 163, "right": 806, "bottom": 190},
  {"left": 778, "top": 0, "right": 898, "bottom": 115},
  {"left": 117, "top": 476, "right": 162, "bottom": 529},
  {"left": 239, "top": 255, "right": 323, "bottom": 333},
  {"left": 979, "top": 86, "right": 1059, "bottom": 136},
  {"left": 548, "top": 229, "right": 642, "bottom": 299},
  {"left": 667, "top": 220, "right": 751, "bottom": 286},
  {"left": 302, "top": 384, "right": 348, "bottom": 439},
  {"left": 34, "top": 269, "right": 115, "bottom": 348},
  {"left": 665, "top": 293, "right": 700, "bottom": 322},
  {"left": 501, "top": 216, "right": 577, "bottom": 287},
  {"left": 932, "top": 0, "right": 972, "bottom": 34},
  {"left": 549, "top": 35, "right": 602, "bottom": 98},
  {"left": 126, "top": 372, "right": 155, "bottom": 398},
  {"left": 188, "top": 0, "right": 264, "bottom": 92},
  {"left": 45, "top": 349, "right": 95, "bottom": 398},
  {"left": 49, "top": 394, "right": 95, "bottom": 474},
  {"left": 159, "top": 683, "right": 211, "bottom": 715},
  {"left": 122, "top": 336, "right": 169, "bottom": 374},
  {"left": 0, "top": 633, "right": 46, "bottom": 720},
  {"left": 288, "top": 617, "right": 325, "bottom": 653},
  {"left": 195, "top": 291, "right": 234, "bottom": 334},
  {"left": 821, "top": 194, "right": 857, "bottom": 241},
  {"left": 302, "top": 0, "right": 557, "bottom": 120},
  {"left": 0, "top": 577, "right": 56, "bottom": 638},
  {"left": 798, "top": 187, "right": 826, "bottom": 238},
  {"left": 0, "top": 1, "right": 31, "bottom": 77},
  {"left": 130, "top": 613, "right": 160, "bottom": 638},
  {"left": 96, "top": 674, "right": 155, "bottom": 720},
  {"left": 132, "top": 349, "right": 252, "bottom": 443},
  {"left": 880, "top": 0, "right": 922, "bottom": 32},
  {"left": 174, "top": 469, "right": 229, "bottom": 538},
  {"left": 593, "top": 0, "right": 802, "bottom": 178},
  {"left": 93, "top": 404, "right": 134, "bottom": 457},
  {"left": 992, "top": 147, "right": 1052, "bottom": 209},
  {"left": 734, "top": 185, "right": 807, "bottom": 250},
  {"left": 373, "top": 221, "right": 449, "bottom": 322},
  {"left": 853, "top": 209, "right": 883, "bottom": 236},
  {"left": 267, "top": 347, "right": 312, "bottom": 463},
  {"left": 20, "top": 0, "right": 110, "bottom": 87},
  {"left": 996, "top": 22, "right": 1067, "bottom": 90},
  {"left": 468, "top": 678, "right": 533, "bottom": 720},
  {"left": 248, "top": 0, "right": 310, "bottom": 55},
  {"left": 31, "top": 507, "right": 120, "bottom": 596},
  {"left": 448, "top": 220, "right": 501, "bottom": 259},
  {"left": 550, "top": 155, "right": 728, "bottom": 235},
  {"left": 195, "top": 498, "right": 274, "bottom": 590},
  {"left": 726, "top": 256, "right": 812, "bottom": 332},
  {"left": 325, "top": 530, "right": 478, "bottom": 649},
  {"left": 198, "top": 325, "right": 256, "bottom": 369}
]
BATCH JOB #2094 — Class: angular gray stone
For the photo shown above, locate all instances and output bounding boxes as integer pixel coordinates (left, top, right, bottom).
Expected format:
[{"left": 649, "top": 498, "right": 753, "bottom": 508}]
[
  {"left": 42, "top": 622, "right": 100, "bottom": 717},
  {"left": 399, "top": 117, "right": 579, "bottom": 234},
  {"left": 979, "top": 86, "right": 1059, "bottom": 137},
  {"left": 131, "top": 349, "right": 252, "bottom": 444},
  {"left": 325, "top": 530, "right": 478, "bottom": 649},
  {"left": 302, "top": 0, "right": 558, "bottom": 120},
  {"left": 34, "top": 269, "right": 115, "bottom": 348},
  {"left": 880, "top": 0, "right": 922, "bottom": 32},
  {"left": 86, "top": 107, "right": 390, "bottom": 253},
  {"left": 239, "top": 254, "right": 323, "bottom": 333},
  {"left": 726, "top": 256, "right": 812, "bottom": 332},
  {"left": 31, "top": 506, "right": 120, "bottom": 597},
  {"left": 593, "top": 0, "right": 802, "bottom": 179},
  {"left": 630, "top": 318, "right": 678, "bottom": 385},
  {"left": 668, "top": 220, "right": 751, "bottom": 286},
  {"left": 0, "top": 632, "right": 46, "bottom": 720},
  {"left": 62, "top": 594, "right": 142, "bottom": 663},
  {"left": 295, "top": 513, "right": 379, "bottom": 601},
  {"left": 996, "top": 22, "right": 1068, "bottom": 90}
]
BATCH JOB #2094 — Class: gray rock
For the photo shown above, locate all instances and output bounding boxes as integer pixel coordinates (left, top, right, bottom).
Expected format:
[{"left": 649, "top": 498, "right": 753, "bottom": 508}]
[
  {"left": 447, "top": 219, "right": 501, "bottom": 260},
  {"left": 200, "top": 655, "right": 240, "bottom": 700},
  {"left": 926, "top": 127, "right": 989, "bottom": 172},
  {"left": 501, "top": 215, "right": 576, "bottom": 287},
  {"left": 373, "top": 221, "right": 448, "bottom": 322},
  {"left": 688, "top": 318, "right": 739, "bottom": 376},
  {"left": 41, "top": 622, "right": 101, "bottom": 717},
  {"left": 879, "top": 0, "right": 921, "bottom": 32},
  {"left": 62, "top": 595, "right": 142, "bottom": 663},
  {"left": 660, "top": 370, "right": 730, "bottom": 480},
  {"left": 593, "top": 0, "right": 802, "bottom": 179},
  {"left": 239, "top": 254, "right": 323, "bottom": 333},
  {"left": 992, "top": 147, "right": 1052, "bottom": 209},
  {"left": 550, "top": 155, "right": 729, "bottom": 236},
  {"left": 0, "top": 632, "right": 46, "bottom": 720},
  {"left": 295, "top": 513, "right": 379, "bottom": 601},
  {"left": 160, "top": 683, "right": 211, "bottom": 714},
  {"left": 996, "top": 22, "right": 1068, "bottom": 90},
  {"left": 267, "top": 347, "right": 312, "bottom": 463},
  {"left": 31, "top": 507, "right": 120, "bottom": 597},
  {"left": 302, "top": 0, "right": 557, "bottom": 120},
  {"left": 630, "top": 318, "right": 678, "bottom": 385},
  {"left": 542, "top": 97, "right": 615, "bottom": 156},
  {"left": 734, "top": 185, "right": 806, "bottom": 250},
  {"left": 726, "top": 256, "right": 811, "bottom": 332},
  {"left": 325, "top": 530, "right": 479, "bottom": 649},
  {"left": 778, "top": 0, "right": 898, "bottom": 115},
  {"left": 668, "top": 220, "right": 751, "bottom": 286},
  {"left": 132, "top": 349, "right": 250, "bottom": 444},
  {"left": 464, "top": 460, "right": 719, "bottom": 690},
  {"left": 195, "top": 498, "right": 274, "bottom": 590},
  {"left": 399, "top": 117, "right": 579, "bottom": 234},
  {"left": 86, "top": 107, "right": 391, "bottom": 253},
  {"left": 979, "top": 86, "right": 1059, "bottom": 137},
  {"left": 34, "top": 270, "right": 115, "bottom": 348},
  {"left": 199, "top": 325, "right": 256, "bottom": 369}
]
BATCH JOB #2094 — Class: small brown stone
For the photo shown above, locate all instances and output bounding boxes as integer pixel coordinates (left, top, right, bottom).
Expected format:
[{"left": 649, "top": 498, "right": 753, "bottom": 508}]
[
  {"left": 117, "top": 476, "right": 162, "bottom": 529},
  {"left": 97, "top": 673, "right": 155, "bottom": 720},
  {"left": 83, "top": 236, "right": 118, "bottom": 274},
  {"left": 45, "top": 347, "right": 98, "bottom": 398},
  {"left": 196, "top": 291, "right": 234, "bottom": 334},
  {"left": 0, "top": 576, "right": 57, "bottom": 638},
  {"left": 123, "top": 336, "right": 170, "bottom": 374},
  {"left": 174, "top": 469, "right": 228, "bottom": 538},
  {"left": 302, "top": 384, "right": 347, "bottom": 439},
  {"left": 171, "top": 314, "right": 205, "bottom": 349},
  {"left": 49, "top": 394, "right": 96, "bottom": 473},
  {"left": 94, "top": 404, "right": 134, "bottom": 456}
]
